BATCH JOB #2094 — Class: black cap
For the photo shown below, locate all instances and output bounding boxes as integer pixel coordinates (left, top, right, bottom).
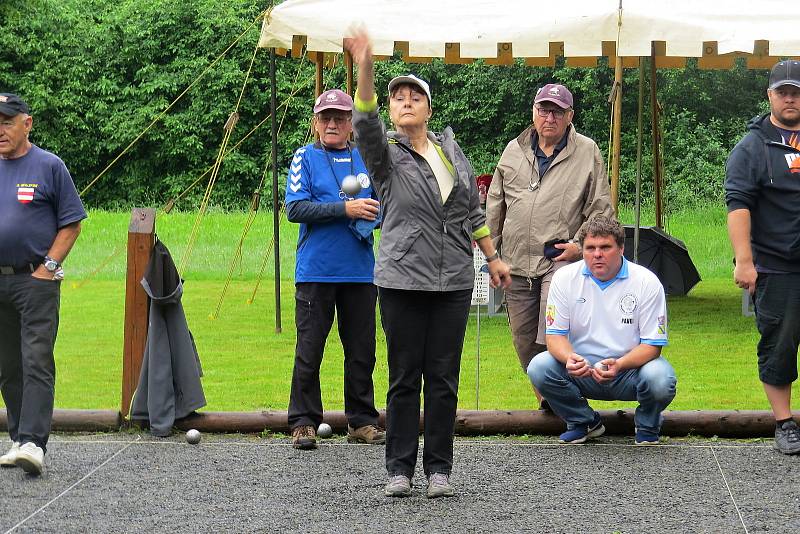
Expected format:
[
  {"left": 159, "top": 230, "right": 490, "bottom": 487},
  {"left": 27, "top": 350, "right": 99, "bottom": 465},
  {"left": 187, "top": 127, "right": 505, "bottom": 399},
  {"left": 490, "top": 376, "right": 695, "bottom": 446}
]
[
  {"left": 768, "top": 60, "right": 800, "bottom": 90},
  {"left": 0, "top": 93, "right": 30, "bottom": 117}
]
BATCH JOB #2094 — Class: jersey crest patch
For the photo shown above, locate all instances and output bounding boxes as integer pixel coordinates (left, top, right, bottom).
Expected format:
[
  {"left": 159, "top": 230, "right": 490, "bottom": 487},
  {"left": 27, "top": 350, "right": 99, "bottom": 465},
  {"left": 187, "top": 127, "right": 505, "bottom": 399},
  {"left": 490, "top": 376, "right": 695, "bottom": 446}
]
[
  {"left": 17, "top": 186, "right": 35, "bottom": 203},
  {"left": 619, "top": 293, "right": 637, "bottom": 314},
  {"left": 545, "top": 304, "right": 556, "bottom": 326},
  {"left": 657, "top": 315, "right": 666, "bottom": 334}
]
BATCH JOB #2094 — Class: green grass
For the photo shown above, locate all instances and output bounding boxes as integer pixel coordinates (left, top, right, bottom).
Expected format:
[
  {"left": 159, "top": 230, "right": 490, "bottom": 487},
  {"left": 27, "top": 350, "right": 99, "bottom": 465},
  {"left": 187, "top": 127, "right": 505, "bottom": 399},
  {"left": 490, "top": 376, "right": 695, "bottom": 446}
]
[{"left": 4, "top": 205, "right": 797, "bottom": 412}]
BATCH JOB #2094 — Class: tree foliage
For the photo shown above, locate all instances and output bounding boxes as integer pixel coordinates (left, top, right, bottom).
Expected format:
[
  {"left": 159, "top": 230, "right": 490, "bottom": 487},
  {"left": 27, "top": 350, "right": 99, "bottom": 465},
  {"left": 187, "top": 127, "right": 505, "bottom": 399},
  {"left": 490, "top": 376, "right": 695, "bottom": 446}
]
[{"left": 0, "top": 0, "right": 771, "bottom": 211}]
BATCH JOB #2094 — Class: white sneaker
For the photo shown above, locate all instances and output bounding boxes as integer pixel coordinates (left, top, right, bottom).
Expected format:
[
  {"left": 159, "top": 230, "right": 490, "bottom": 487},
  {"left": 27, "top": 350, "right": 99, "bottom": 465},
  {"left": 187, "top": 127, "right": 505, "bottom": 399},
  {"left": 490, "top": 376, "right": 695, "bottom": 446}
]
[
  {"left": 14, "top": 442, "right": 44, "bottom": 475},
  {"left": 0, "top": 442, "right": 21, "bottom": 467}
]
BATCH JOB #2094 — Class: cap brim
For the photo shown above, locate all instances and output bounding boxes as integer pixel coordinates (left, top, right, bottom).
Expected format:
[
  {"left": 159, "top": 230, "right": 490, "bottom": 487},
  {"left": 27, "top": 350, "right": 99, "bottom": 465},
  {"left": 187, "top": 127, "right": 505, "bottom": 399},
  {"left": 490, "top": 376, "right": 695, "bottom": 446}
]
[
  {"left": 314, "top": 103, "right": 353, "bottom": 113},
  {"left": 769, "top": 80, "right": 800, "bottom": 90},
  {"left": 534, "top": 97, "right": 571, "bottom": 109},
  {"left": 0, "top": 104, "right": 23, "bottom": 117},
  {"left": 387, "top": 76, "right": 432, "bottom": 104}
]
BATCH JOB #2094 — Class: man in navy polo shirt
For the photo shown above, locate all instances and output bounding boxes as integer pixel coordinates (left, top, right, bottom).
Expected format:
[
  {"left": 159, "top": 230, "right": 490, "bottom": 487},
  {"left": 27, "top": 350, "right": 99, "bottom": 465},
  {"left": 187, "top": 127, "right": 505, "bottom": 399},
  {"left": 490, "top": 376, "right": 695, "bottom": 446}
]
[
  {"left": 284, "top": 89, "right": 384, "bottom": 450},
  {"left": 0, "top": 93, "right": 86, "bottom": 475}
]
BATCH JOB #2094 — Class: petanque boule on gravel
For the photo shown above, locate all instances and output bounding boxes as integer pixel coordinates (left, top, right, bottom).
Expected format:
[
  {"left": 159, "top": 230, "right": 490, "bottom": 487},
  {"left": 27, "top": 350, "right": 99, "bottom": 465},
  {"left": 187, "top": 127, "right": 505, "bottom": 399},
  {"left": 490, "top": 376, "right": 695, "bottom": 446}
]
[
  {"left": 185, "top": 429, "right": 202, "bottom": 445},
  {"left": 317, "top": 423, "right": 333, "bottom": 439},
  {"left": 341, "top": 175, "right": 362, "bottom": 197}
]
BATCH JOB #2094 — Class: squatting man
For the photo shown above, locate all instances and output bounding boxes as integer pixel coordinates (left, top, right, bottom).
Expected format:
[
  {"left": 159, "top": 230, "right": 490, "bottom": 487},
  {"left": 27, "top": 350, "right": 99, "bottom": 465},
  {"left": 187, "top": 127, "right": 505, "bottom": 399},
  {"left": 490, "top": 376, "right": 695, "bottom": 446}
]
[{"left": 527, "top": 215, "right": 677, "bottom": 445}]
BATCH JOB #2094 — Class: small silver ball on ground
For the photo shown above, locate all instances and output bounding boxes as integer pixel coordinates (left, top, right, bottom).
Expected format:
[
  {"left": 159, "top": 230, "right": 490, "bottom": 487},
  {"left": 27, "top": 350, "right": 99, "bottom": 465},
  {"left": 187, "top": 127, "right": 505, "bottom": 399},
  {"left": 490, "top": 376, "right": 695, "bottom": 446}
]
[
  {"left": 593, "top": 362, "right": 609, "bottom": 372},
  {"left": 185, "top": 429, "right": 201, "bottom": 445},
  {"left": 317, "top": 423, "right": 333, "bottom": 439}
]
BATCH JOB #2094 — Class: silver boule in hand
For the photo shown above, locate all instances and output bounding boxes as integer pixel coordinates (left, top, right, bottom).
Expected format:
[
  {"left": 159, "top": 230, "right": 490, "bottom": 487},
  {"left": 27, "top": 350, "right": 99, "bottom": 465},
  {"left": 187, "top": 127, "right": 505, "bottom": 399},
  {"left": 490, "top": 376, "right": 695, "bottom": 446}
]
[{"left": 341, "top": 175, "right": 362, "bottom": 197}]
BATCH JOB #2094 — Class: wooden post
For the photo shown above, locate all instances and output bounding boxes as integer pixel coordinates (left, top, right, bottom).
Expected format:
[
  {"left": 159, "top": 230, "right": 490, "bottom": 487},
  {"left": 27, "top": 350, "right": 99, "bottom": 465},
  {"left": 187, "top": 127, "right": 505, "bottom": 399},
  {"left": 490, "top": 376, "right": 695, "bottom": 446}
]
[
  {"left": 345, "top": 50, "right": 354, "bottom": 97},
  {"left": 121, "top": 208, "right": 155, "bottom": 419},
  {"left": 611, "top": 55, "right": 623, "bottom": 212},
  {"left": 650, "top": 47, "right": 664, "bottom": 229},
  {"left": 314, "top": 52, "right": 324, "bottom": 97}
]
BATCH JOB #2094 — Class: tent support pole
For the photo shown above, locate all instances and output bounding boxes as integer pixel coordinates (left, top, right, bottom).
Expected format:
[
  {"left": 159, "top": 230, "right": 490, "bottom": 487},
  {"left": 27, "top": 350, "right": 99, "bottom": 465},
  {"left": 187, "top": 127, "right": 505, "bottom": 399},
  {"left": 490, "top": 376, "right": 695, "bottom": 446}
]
[
  {"left": 345, "top": 50, "right": 354, "bottom": 96},
  {"left": 315, "top": 52, "right": 323, "bottom": 97},
  {"left": 635, "top": 57, "right": 644, "bottom": 262},
  {"left": 271, "top": 47, "right": 282, "bottom": 333},
  {"left": 650, "top": 47, "right": 664, "bottom": 229},
  {"left": 611, "top": 55, "right": 623, "bottom": 212}
]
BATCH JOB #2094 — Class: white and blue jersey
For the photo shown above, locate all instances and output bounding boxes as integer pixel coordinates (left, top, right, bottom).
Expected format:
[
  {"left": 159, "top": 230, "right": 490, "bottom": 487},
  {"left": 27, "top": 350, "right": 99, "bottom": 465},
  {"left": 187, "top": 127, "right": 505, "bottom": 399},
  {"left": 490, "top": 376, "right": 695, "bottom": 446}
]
[
  {"left": 285, "top": 142, "right": 375, "bottom": 283},
  {"left": 545, "top": 257, "right": 668, "bottom": 358}
]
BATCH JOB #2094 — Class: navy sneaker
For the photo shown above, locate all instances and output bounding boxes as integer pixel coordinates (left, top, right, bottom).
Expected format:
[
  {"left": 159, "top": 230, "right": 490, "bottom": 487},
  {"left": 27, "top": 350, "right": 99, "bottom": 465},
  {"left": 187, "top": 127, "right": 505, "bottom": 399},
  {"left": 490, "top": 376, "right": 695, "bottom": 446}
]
[
  {"left": 634, "top": 428, "right": 660, "bottom": 445},
  {"left": 559, "top": 412, "right": 605, "bottom": 444}
]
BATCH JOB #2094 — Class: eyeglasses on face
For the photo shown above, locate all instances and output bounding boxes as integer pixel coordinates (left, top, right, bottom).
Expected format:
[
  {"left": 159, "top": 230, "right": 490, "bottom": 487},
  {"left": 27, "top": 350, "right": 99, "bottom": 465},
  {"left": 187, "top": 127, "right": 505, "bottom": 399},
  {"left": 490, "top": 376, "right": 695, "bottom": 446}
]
[
  {"left": 534, "top": 106, "right": 569, "bottom": 119},
  {"left": 316, "top": 115, "right": 351, "bottom": 125}
]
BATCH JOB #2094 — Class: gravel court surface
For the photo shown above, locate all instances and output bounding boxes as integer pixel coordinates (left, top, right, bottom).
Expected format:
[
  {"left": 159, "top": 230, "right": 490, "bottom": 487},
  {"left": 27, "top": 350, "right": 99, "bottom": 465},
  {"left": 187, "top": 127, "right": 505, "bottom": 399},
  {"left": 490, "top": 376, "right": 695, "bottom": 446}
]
[{"left": 0, "top": 434, "right": 797, "bottom": 533}]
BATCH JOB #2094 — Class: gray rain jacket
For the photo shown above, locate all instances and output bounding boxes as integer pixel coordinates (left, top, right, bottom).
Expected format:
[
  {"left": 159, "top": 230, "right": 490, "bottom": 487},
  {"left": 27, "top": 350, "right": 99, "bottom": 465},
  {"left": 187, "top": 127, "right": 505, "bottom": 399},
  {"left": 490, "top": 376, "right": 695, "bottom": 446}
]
[
  {"left": 130, "top": 239, "right": 206, "bottom": 436},
  {"left": 353, "top": 108, "right": 485, "bottom": 291}
]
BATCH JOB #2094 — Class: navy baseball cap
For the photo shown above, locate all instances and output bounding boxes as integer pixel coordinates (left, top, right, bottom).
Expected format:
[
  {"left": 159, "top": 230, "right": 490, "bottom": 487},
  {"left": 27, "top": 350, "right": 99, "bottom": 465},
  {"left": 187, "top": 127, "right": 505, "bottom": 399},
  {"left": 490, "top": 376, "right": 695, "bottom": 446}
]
[
  {"left": 768, "top": 60, "right": 800, "bottom": 90},
  {"left": 0, "top": 93, "right": 30, "bottom": 116}
]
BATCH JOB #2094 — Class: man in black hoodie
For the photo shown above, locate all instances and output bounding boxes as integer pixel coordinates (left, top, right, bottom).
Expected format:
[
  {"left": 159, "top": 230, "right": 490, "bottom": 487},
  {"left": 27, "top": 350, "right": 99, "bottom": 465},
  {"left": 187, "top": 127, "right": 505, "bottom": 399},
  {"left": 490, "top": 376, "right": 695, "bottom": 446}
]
[{"left": 726, "top": 60, "right": 800, "bottom": 456}]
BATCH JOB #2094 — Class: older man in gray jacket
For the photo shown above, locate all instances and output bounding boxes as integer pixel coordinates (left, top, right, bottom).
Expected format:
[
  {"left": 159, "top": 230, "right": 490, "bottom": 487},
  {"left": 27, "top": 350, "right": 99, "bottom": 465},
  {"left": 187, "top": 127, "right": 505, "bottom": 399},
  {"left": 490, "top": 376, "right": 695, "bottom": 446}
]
[{"left": 486, "top": 83, "right": 613, "bottom": 409}]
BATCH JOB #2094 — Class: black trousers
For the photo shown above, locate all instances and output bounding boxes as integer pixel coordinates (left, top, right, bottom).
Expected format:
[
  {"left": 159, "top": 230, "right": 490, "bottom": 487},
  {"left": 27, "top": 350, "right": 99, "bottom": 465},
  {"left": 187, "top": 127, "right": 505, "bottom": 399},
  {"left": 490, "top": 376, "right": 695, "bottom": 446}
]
[
  {"left": 0, "top": 274, "right": 61, "bottom": 453},
  {"left": 288, "top": 282, "right": 379, "bottom": 429},
  {"left": 379, "top": 287, "right": 472, "bottom": 478},
  {"left": 754, "top": 272, "right": 800, "bottom": 385}
]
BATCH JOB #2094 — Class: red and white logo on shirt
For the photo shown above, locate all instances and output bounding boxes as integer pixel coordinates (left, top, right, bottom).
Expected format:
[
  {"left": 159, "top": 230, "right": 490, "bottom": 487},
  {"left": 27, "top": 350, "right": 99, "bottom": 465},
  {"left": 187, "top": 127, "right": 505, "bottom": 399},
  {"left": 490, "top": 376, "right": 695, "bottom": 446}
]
[{"left": 15, "top": 183, "right": 37, "bottom": 204}]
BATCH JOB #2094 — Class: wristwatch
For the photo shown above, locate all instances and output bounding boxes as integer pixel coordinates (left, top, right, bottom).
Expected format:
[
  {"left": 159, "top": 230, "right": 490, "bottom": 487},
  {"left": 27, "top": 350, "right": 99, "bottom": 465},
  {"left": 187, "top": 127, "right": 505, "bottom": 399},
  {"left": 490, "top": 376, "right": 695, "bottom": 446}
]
[
  {"left": 43, "top": 255, "right": 60, "bottom": 273},
  {"left": 485, "top": 252, "right": 500, "bottom": 263}
]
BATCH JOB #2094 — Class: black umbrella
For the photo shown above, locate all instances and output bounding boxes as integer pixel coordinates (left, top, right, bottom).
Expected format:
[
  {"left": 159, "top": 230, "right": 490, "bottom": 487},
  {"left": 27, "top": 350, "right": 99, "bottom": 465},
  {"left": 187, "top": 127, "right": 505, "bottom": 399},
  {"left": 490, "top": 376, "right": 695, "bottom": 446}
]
[{"left": 623, "top": 226, "right": 701, "bottom": 295}]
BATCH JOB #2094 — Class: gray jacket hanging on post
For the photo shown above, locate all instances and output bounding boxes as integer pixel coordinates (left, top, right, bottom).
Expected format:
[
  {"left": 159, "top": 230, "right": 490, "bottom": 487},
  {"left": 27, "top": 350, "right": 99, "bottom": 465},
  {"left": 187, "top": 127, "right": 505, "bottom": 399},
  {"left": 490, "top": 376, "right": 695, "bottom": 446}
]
[{"left": 130, "top": 239, "right": 206, "bottom": 436}]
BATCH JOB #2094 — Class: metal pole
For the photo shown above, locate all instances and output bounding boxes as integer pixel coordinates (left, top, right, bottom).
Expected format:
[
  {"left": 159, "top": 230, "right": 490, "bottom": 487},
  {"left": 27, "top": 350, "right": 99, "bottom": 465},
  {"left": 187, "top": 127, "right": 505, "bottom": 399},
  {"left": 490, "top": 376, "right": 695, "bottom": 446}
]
[
  {"left": 635, "top": 57, "right": 644, "bottom": 262},
  {"left": 476, "top": 303, "right": 481, "bottom": 410},
  {"left": 611, "top": 55, "right": 623, "bottom": 213},
  {"left": 271, "top": 47, "right": 282, "bottom": 333}
]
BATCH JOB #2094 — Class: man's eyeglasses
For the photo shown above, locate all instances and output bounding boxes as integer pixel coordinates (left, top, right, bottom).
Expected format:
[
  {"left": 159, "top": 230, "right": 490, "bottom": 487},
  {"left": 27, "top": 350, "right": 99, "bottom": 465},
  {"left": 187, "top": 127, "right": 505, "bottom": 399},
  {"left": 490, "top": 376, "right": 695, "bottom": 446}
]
[
  {"left": 317, "top": 115, "right": 351, "bottom": 126},
  {"left": 534, "top": 106, "right": 569, "bottom": 119}
]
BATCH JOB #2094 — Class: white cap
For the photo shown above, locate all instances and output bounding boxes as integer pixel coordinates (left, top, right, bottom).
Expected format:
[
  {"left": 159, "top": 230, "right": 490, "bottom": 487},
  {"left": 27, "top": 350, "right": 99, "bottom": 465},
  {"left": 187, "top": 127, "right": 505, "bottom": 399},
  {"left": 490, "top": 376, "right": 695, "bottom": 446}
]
[{"left": 387, "top": 74, "right": 432, "bottom": 106}]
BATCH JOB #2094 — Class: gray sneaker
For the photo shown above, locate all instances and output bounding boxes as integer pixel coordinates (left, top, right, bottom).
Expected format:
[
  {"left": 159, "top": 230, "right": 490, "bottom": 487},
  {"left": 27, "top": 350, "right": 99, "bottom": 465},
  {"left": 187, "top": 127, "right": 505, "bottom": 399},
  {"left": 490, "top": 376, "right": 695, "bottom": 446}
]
[
  {"left": 774, "top": 420, "right": 800, "bottom": 455},
  {"left": 384, "top": 474, "right": 412, "bottom": 497},
  {"left": 426, "top": 473, "right": 455, "bottom": 498}
]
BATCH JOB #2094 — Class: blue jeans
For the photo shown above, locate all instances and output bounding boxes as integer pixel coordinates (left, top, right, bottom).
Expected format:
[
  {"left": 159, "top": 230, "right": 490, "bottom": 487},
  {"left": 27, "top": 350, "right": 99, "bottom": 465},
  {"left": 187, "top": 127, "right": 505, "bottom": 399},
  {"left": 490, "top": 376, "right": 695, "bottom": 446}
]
[{"left": 528, "top": 351, "right": 677, "bottom": 434}]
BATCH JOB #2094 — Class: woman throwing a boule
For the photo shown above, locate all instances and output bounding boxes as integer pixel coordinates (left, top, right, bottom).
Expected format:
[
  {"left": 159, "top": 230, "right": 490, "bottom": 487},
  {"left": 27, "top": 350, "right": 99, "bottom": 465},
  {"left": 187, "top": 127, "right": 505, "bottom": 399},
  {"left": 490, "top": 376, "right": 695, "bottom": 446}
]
[{"left": 345, "top": 28, "right": 511, "bottom": 499}]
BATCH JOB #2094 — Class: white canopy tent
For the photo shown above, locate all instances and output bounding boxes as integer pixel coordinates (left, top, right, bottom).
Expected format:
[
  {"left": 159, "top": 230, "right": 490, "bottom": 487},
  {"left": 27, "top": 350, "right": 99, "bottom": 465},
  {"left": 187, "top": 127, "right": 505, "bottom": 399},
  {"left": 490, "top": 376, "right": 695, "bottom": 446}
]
[
  {"left": 257, "top": 0, "right": 799, "bottom": 304},
  {"left": 258, "top": 0, "right": 800, "bottom": 210},
  {"left": 259, "top": 0, "right": 800, "bottom": 67}
]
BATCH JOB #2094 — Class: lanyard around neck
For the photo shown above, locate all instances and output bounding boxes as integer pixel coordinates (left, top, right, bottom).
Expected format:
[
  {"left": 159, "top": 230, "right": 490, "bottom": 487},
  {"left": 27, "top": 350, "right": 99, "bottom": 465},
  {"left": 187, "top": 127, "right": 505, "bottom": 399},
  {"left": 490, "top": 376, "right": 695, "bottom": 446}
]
[{"left": 322, "top": 143, "right": 355, "bottom": 199}]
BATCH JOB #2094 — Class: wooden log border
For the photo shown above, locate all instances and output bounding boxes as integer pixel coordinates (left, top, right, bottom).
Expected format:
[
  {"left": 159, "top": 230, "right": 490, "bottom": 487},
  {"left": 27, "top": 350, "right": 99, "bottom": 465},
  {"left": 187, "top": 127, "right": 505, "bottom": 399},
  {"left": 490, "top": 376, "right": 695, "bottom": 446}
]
[{"left": 1, "top": 409, "right": 790, "bottom": 438}]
